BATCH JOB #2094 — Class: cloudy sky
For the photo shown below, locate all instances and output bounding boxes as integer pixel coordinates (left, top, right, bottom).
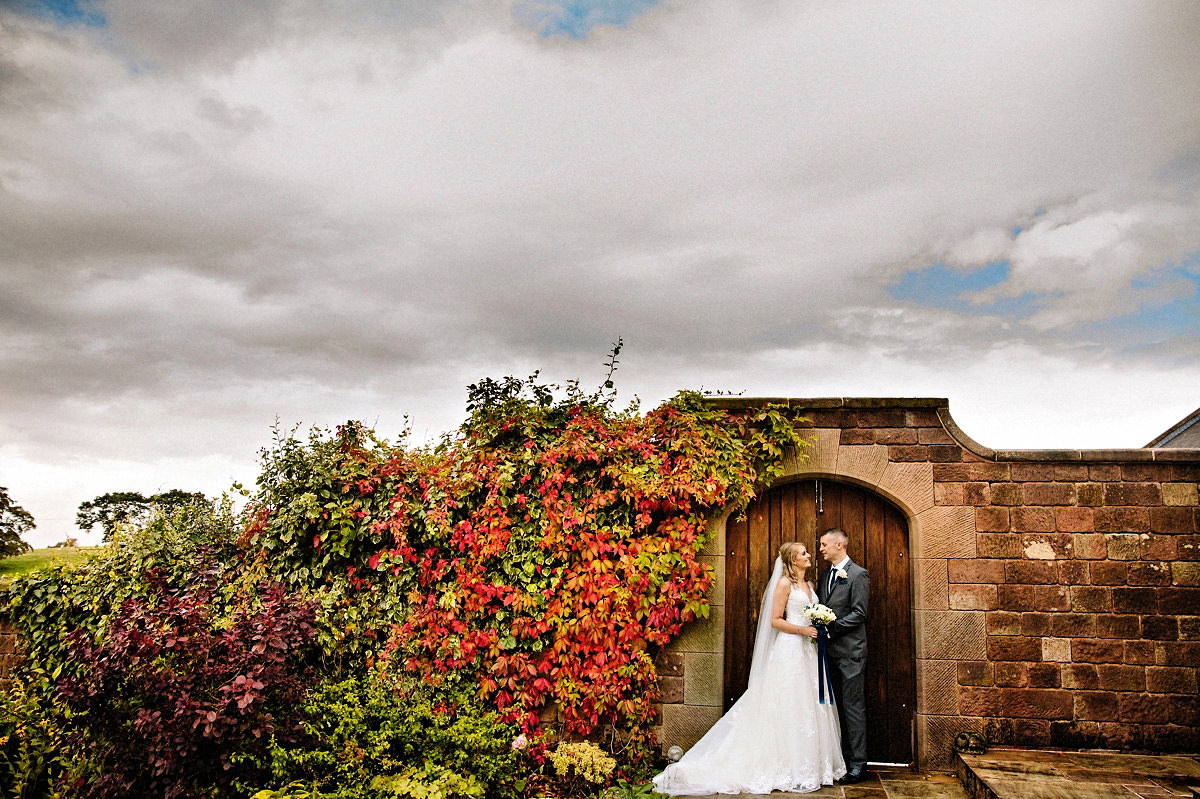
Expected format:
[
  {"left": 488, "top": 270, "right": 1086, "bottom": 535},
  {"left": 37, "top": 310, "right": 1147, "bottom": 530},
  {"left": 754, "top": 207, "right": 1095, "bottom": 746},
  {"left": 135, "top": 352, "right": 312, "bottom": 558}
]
[{"left": 2, "top": 0, "right": 1198, "bottom": 547}]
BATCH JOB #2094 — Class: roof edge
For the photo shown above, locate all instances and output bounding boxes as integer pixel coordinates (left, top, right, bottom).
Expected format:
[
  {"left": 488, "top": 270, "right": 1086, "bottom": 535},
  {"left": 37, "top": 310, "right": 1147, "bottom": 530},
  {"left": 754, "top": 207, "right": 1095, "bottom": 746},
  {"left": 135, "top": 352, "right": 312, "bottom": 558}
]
[{"left": 702, "top": 396, "right": 1200, "bottom": 464}]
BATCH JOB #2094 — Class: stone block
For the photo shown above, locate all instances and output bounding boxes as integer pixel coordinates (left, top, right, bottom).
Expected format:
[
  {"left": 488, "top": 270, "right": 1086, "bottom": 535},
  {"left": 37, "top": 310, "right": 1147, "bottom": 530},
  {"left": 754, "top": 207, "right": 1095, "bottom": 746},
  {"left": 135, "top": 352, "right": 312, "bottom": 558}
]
[
  {"left": 1055, "top": 507, "right": 1094, "bottom": 533},
  {"left": 934, "top": 481, "right": 964, "bottom": 506},
  {"left": 916, "top": 659, "right": 958, "bottom": 715},
  {"left": 912, "top": 505, "right": 975, "bottom": 558},
  {"left": 1146, "top": 666, "right": 1197, "bottom": 694},
  {"left": 989, "top": 483, "right": 1022, "bottom": 506},
  {"left": 1127, "top": 562, "right": 1170, "bottom": 586},
  {"left": 1072, "top": 533, "right": 1108, "bottom": 559},
  {"left": 1055, "top": 560, "right": 1089, "bottom": 584},
  {"left": 995, "top": 661, "right": 1028, "bottom": 687},
  {"left": 1061, "top": 663, "right": 1098, "bottom": 689},
  {"left": 1049, "top": 721, "right": 1102, "bottom": 749},
  {"left": 1179, "top": 535, "right": 1200, "bottom": 561},
  {"left": 840, "top": 428, "right": 873, "bottom": 445},
  {"left": 933, "top": 463, "right": 972, "bottom": 481},
  {"left": 1122, "top": 463, "right": 1169, "bottom": 482},
  {"left": 889, "top": 445, "right": 930, "bottom": 462},
  {"left": 1010, "top": 463, "right": 1060, "bottom": 482},
  {"left": 914, "top": 609, "right": 986, "bottom": 660},
  {"left": 1162, "top": 482, "right": 1199, "bottom": 506},
  {"left": 851, "top": 408, "right": 907, "bottom": 427},
  {"left": 1089, "top": 464, "right": 1122, "bottom": 481},
  {"left": 658, "top": 676, "right": 684, "bottom": 703},
  {"left": 1153, "top": 586, "right": 1195, "bottom": 616},
  {"left": 1075, "top": 483, "right": 1105, "bottom": 507},
  {"left": 977, "top": 533, "right": 1021, "bottom": 557},
  {"left": 1013, "top": 506, "right": 1056, "bottom": 532},
  {"left": 959, "top": 686, "right": 1001, "bottom": 715},
  {"left": 798, "top": 428, "right": 840, "bottom": 474},
  {"left": 929, "top": 445, "right": 963, "bottom": 462},
  {"left": 1161, "top": 640, "right": 1200, "bottom": 666},
  {"left": 1151, "top": 506, "right": 1194, "bottom": 533},
  {"left": 880, "top": 460, "right": 935, "bottom": 515},
  {"left": 1170, "top": 561, "right": 1200, "bottom": 586},
  {"left": 1118, "top": 692, "right": 1170, "bottom": 724},
  {"left": 997, "top": 584, "right": 1070, "bottom": 612},
  {"left": 1028, "top": 663, "right": 1060, "bottom": 688},
  {"left": 963, "top": 482, "right": 990, "bottom": 505},
  {"left": 916, "top": 713, "right": 974, "bottom": 771},
  {"left": 1089, "top": 561, "right": 1127, "bottom": 585},
  {"left": 655, "top": 650, "right": 684, "bottom": 677},
  {"left": 1123, "top": 640, "right": 1157, "bottom": 665},
  {"left": 957, "top": 660, "right": 994, "bottom": 686},
  {"left": 659, "top": 704, "right": 722, "bottom": 751},
  {"left": 1049, "top": 614, "right": 1096, "bottom": 638},
  {"left": 1111, "top": 586, "right": 1157, "bottom": 614},
  {"left": 1097, "top": 663, "right": 1145, "bottom": 691},
  {"left": 1020, "top": 612, "right": 1050, "bottom": 636},
  {"left": 1105, "top": 483, "right": 1161, "bottom": 506},
  {"left": 1096, "top": 507, "right": 1152, "bottom": 534},
  {"left": 1023, "top": 483, "right": 1077, "bottom": 506},
  {"left": 918, "top": 426, "right": 955, "bottom": 445},
  {"left": 1074, "top": 691, "right": 1120, "bottom": 721},
  {"left": 1005, "top": 560, "right": 1057, "bottom": 584},
  {"left": 975, "top": 508, "right": 1011, "bottom": 533},
  {"left": 949, "top": 584, "right": 996, "bottom": 610},
  {"left": 1042, "top": 637, "right": 1072, "bottom": 662},
  {"left": 1070, "top": 586, "right": 1112, "bottom": 613},
  {"left": 1141, "top": 616, "right": 1179, "bottom": 641},
  {"left": 986, "top": 611, "right": 1021, "bottom": 636},
  {"left": 1105, "top": 533, "right": 1142, "bottom": 560},
  {"left": 1020, "top": 533, "right": 1073, "bottom": 559},
  {"left": 913, "top": 558, "right": 948, "bottom": 610},
  {"left": 1095, "top": 614, "right": 1139, "bottom": 638},
  {"left": 835, "top": 444, "right": 889, "bottom": 487},
  {"left": 682, "top": 652, "right": 722, "bottom": 706},
  {"left": 1071, "top": 638, "right": 1124, "bottom": 664},
  {"left": 1181, "top": 616, "right": 1200, "bottom": 640},
  {"left": 969, "top": 462, "right": 1010, "bottom": 481},
  {"left": 1172, "top": 464, "right": 1200, "bottom": 481},
  {"left": 1139, "top": 534, "right": 1177, "bottom": 560},
  {"left": 1000, "top": 688, "right": 1072, "bottom": 719},
  {"left": 986, "top": 635, "right": 1041, "bottom": 661},
  {"left": 875, "top": 427, "right": 918, "bottom": 445},
  {"left": 948, "top": 558, "right": 1004, "bottom": 584},
  {"left": 670, "top": 604, "right": 724, "bottom": 653}
]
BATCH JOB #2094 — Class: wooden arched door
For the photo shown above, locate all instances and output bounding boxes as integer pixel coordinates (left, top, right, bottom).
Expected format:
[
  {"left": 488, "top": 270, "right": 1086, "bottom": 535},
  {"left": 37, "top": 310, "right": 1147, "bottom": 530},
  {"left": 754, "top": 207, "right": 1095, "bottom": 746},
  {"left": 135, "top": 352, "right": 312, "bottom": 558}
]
[{"left": 723, "top": 479, "right": 915, "bottom": 766}]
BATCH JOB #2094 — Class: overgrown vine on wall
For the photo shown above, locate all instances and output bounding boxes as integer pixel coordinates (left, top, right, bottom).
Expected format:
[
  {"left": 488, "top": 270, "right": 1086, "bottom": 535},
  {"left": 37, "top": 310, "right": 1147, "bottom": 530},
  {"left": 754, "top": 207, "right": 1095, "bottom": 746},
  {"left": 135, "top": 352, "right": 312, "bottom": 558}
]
[{"left": 243, "top": 366, "right": 809, "bottom": 763}]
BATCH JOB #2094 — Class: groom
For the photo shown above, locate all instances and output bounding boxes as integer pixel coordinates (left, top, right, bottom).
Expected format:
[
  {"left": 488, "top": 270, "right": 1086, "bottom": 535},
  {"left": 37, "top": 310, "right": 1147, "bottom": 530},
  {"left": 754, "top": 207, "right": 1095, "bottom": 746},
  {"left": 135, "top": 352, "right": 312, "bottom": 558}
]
[{"left": 817, "top": 528, "right": 869, "bottom": 784}]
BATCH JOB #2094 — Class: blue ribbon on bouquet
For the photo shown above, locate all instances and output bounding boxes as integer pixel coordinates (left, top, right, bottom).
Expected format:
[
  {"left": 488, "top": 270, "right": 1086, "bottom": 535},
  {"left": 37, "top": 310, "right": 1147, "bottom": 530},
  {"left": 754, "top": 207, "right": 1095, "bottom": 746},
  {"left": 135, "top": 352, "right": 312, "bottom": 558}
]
[{"left": 816, "top": 626, "right": 835, "bottom": 705}]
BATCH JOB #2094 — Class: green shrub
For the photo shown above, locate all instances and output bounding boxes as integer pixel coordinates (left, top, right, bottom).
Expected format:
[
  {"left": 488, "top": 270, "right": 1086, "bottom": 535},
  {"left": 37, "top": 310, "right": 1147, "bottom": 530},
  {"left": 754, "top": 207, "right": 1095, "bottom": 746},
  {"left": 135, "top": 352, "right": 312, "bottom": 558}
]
[{"left": 254, "top": 668, "right": 529, "bottom": 799}]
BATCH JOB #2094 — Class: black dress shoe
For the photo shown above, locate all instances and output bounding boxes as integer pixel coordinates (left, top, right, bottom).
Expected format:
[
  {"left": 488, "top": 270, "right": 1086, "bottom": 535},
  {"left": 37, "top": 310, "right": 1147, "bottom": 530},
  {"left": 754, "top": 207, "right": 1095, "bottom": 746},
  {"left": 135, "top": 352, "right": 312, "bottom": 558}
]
[{"left": 839, "top": 769, "right": 866, "bottom": 784}]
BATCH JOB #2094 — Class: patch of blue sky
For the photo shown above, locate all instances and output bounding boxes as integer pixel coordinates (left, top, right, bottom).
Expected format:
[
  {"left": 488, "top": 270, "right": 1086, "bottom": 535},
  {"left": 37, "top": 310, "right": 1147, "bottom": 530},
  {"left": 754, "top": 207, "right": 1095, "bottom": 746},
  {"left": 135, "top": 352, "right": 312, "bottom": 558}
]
[
  {"left": 10, "top": 0, "right": 105, "bottom": 26},
  {"left": 1114, "top": 256, "right": 1200, "bottom": 338},
  {"left": 514, "top": 0, "right": 660, "bottom": 40},
  {"left": 889, "top": 261, "right": 1038, "bottom": 316}
]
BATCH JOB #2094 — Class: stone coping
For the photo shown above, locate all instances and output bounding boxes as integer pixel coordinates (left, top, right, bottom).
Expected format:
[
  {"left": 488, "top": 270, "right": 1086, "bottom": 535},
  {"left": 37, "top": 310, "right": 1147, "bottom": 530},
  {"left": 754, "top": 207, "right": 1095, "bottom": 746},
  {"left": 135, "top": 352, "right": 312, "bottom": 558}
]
[{"left": 703, "top": 397, "right": 1200, "bottom": 464}]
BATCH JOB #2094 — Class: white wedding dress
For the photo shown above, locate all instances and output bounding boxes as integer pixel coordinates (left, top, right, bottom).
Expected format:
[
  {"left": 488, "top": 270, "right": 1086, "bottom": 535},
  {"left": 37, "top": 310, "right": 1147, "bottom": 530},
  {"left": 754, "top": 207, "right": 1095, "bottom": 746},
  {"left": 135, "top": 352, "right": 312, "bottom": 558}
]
[{"left": 653, "top": 562, "right": 846, "bottom": 795}]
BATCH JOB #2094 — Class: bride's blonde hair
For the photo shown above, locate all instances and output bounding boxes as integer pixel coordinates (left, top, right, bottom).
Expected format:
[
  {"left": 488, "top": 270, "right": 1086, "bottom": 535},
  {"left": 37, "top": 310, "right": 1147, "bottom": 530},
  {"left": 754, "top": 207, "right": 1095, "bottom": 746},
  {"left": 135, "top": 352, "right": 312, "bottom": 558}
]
[{"left": 778, "top": 541, "right": 807, "bottom": 586}]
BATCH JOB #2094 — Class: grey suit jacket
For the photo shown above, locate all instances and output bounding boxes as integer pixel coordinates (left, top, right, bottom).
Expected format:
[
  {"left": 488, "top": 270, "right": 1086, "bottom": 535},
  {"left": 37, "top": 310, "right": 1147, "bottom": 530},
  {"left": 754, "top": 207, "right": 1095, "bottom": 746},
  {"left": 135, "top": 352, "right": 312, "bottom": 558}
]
[{"left": 817, "top": 560, "right": 869, "bottom": 659}]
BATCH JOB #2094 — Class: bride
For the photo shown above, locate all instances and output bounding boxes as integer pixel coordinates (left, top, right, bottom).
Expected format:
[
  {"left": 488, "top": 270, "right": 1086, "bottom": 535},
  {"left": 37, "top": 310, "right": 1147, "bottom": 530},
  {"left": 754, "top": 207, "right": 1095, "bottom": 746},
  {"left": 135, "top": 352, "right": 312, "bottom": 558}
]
[{"left": 653, "top": 542, "right": 846, "bottom": 795}]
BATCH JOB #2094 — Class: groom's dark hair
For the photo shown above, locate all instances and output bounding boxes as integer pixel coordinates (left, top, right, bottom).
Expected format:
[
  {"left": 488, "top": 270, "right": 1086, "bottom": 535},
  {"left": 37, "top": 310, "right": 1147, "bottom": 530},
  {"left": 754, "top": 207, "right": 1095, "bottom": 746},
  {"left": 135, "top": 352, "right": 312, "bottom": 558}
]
[{"left": 821, "top": 527, "right": 849, "bottom": 543}]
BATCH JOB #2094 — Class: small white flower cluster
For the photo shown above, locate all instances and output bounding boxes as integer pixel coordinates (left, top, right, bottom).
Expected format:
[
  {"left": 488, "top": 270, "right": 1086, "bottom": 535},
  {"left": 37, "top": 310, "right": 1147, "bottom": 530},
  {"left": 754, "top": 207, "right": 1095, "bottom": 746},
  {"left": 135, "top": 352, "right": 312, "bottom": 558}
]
[
  {"left": 804, "top": 603, "right": 837, "bottom": 625},
  {"left": 835, "top": 567, "right": 849, "bottom": 581}
]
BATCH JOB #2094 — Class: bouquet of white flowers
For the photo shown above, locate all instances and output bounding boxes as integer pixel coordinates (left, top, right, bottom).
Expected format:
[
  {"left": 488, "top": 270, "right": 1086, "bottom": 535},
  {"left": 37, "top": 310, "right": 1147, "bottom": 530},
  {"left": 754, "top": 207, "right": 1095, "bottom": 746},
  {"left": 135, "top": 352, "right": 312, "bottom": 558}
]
[{"left": 803, "top": 603, "right": 836, "bottom": 625}]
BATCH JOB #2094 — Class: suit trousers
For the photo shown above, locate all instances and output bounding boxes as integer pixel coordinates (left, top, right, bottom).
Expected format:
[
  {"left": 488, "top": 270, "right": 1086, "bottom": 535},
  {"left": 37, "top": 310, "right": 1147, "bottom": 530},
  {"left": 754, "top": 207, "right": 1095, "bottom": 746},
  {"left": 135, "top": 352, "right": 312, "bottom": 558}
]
[{"left": 829, "top": 655, "right": 867, "bottom": 770}]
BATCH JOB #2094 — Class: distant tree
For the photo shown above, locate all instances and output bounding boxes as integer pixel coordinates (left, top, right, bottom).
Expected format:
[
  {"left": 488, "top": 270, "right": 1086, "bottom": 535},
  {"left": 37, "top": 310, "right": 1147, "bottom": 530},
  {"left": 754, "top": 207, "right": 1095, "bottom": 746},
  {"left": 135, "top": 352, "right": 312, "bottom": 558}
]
[
  {"left": 77, "top": 490, "right": 208, "bottom": 541},
  {"left": 0, "top": 485, "right": 35, "bottom": 557}
]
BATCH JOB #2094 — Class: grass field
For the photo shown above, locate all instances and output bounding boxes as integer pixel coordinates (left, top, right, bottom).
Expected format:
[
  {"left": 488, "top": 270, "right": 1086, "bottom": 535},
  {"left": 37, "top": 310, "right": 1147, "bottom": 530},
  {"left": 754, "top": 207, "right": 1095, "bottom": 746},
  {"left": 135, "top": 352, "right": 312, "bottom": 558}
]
[{"left": 0, "top": 546, "right": 101, "bottom": 580}]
